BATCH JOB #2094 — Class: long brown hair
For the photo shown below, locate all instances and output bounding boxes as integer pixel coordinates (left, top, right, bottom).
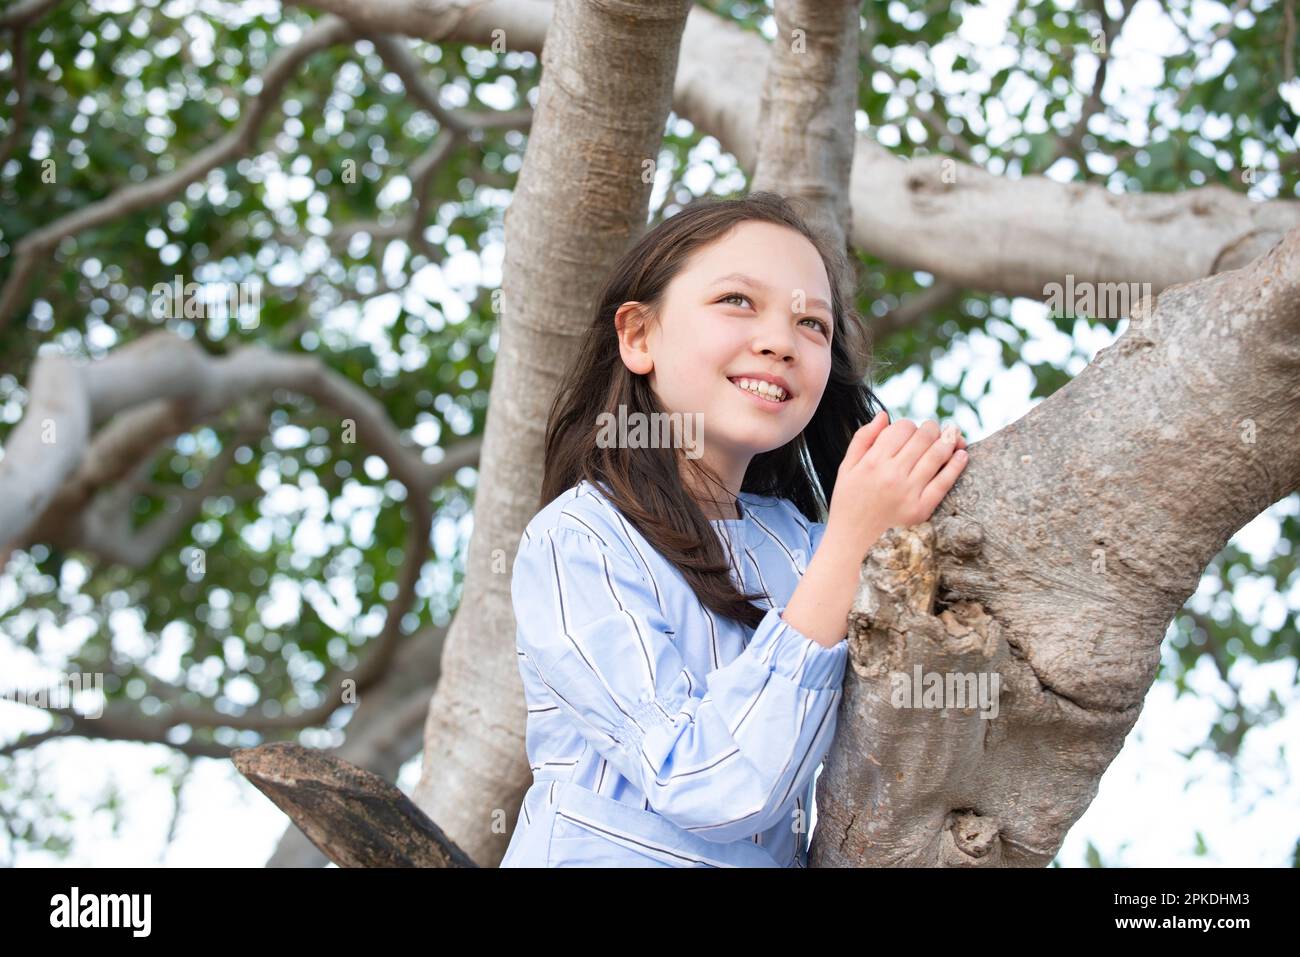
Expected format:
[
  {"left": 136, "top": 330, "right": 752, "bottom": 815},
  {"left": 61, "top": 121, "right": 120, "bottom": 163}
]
[{"left": 539, "top": 191, "right": 884, "bottom": 630}]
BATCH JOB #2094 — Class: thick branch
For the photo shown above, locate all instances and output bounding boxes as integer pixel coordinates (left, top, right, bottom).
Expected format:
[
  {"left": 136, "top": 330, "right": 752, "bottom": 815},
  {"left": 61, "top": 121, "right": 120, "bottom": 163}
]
[
  {"left": 750, "top": 0, "right": 860, "bottom": 253},
  {"left": 813, "top": 226, "right": 1300, "bottom": 866},
  {"left": 1, "top": 330, "right": 445, "bottom": 547},
  {"left": 233, "top": 742, "right": 477, "bottom": 867}
]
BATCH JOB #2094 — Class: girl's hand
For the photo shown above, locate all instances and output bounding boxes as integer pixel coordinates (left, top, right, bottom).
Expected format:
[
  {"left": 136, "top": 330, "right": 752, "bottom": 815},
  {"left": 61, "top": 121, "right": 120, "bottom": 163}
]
[{"left": 826, "top": 412, "right": 969, "bottom": 558}]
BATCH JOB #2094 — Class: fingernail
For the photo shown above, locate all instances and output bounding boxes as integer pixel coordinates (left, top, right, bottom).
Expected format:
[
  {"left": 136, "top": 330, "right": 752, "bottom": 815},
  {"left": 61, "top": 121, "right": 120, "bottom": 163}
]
[{"left": 942, "top": 424, "right": 958, "bottom": 444}]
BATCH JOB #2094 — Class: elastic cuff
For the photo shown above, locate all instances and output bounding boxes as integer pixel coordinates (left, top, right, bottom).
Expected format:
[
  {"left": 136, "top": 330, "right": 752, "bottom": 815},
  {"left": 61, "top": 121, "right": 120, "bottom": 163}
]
[{"left": 747, "top": 605, "right": 848, "bottom": 690}]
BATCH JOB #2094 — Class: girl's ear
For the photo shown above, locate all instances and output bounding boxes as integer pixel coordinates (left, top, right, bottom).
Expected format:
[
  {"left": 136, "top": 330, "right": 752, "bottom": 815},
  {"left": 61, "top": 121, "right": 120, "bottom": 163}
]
[{"left": 614, "top": 301, "right": 654, "bottom": 375}]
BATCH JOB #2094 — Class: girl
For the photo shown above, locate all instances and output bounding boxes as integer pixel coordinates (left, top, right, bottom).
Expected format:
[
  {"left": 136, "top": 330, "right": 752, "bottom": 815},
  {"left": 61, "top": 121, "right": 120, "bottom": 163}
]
[{"left": 500, "top": 192, "right": 968, "bottom": 868}]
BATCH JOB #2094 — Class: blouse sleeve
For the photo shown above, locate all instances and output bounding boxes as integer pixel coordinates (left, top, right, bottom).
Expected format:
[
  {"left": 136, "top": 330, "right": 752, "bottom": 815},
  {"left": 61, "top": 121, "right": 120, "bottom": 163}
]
[{"left": 512, "top": 524, "right": 848, "bottom": 844}]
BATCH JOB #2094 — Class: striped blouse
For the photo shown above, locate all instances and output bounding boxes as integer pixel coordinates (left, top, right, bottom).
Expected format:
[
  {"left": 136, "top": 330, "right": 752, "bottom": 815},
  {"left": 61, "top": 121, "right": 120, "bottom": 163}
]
[{"left": 499, "top": 479, "right": 849, "bottom": 868}]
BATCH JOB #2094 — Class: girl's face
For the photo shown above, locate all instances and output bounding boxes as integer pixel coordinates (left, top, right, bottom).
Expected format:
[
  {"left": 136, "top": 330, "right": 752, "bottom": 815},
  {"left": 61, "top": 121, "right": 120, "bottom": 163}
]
[{"left": 615, "top": 220, "right": 835, "bottom": 496}]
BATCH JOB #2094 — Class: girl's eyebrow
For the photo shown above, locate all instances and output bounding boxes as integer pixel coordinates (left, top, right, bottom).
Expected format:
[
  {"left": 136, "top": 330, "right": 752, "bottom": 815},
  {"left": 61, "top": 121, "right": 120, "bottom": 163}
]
[{"left": 709, "top": 272, "right": 832, "bottom": 316}]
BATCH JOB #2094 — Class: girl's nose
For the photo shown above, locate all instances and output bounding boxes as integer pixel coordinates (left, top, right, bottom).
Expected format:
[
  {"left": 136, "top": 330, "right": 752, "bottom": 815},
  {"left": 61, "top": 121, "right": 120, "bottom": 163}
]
[{"left": 754, "top": 319, "right": 797, "bottom": 362}]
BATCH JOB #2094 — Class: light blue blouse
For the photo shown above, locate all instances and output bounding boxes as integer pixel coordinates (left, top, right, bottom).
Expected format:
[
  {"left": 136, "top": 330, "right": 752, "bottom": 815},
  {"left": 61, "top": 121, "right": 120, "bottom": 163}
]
[{"left": 499, "top": 478, "right": 849, "bottom": 868}]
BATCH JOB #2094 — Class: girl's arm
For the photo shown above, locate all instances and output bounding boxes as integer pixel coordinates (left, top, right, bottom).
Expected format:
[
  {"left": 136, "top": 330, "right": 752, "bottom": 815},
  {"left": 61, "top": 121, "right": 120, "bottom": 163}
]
[
  {"left": 512, "top": 524, "right": 848, "bottom": 845},
  {"left": 781, "top": 519, "right": 885, "bottom": 648}
]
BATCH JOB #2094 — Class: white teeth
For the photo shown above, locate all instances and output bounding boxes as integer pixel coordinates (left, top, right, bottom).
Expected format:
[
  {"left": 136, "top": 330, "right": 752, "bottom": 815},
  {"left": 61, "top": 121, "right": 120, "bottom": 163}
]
[{"left": 733, "top": 378, "right": 787, "bottom": 401}]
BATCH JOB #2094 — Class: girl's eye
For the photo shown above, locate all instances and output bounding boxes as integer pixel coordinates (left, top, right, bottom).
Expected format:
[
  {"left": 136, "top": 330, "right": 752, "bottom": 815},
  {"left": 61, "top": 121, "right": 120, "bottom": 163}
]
[{"left": 719, "top": 291, "right": 830, "bottom": 337}]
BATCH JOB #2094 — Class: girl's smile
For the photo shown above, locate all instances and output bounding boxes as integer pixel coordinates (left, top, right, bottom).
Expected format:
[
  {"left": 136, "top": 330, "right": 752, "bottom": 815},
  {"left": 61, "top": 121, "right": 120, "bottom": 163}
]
[{"left": 728, "top": 376, "right": 793, "bottom": 408}]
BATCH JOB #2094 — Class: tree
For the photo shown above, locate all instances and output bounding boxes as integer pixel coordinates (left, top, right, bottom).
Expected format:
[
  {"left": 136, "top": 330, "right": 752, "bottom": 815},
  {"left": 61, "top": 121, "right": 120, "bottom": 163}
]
[{"left": 0, "top": 0, "right": 1295, "bottom": 867}]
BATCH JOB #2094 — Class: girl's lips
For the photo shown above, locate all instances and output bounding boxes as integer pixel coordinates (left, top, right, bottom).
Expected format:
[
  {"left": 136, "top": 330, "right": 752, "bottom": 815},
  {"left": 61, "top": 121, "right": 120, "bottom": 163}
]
[{"left": 729, "top": 377, "right": 790, "bottom": 409}]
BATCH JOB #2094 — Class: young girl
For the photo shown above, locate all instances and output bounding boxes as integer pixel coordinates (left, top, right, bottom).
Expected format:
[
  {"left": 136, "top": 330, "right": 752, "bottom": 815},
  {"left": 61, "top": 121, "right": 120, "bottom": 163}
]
[{"left": 499, "top": 192, "right": 968, "bottom": 867}]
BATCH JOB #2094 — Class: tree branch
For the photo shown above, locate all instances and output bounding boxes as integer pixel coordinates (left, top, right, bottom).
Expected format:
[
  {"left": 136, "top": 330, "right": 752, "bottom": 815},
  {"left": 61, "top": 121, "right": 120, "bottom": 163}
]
[
  {"left": 0, "top": 28, "right": 31, "bottom": 169},
  {"left": 869, "top": 58, "right": 977, "bottom": 163},
  {"left": 266, "top": 621, "right": 447, "bottom": 866},
  {"left": 1048, "top": 0, "right": 1137, "bottom": 172},
  {"left": 0, "top": 705, "right": 235, "bottom": 760},
  {"left": 328, "top": 33, "right": 530, "bottom": 261},
  {"left": 750, "top": 0, "right": 860, "bottom": 253},
  {"left": 815, "top": 226, "right": 1300, "bottom": 865},
  {"left": 0, "top": 0, "right": 60, "bottom": 29},
  {"left": 233, "top": 742, "right": 478, "bottom": 867},
  {"left": 872, "top": 279, "right": 963, "bottom": 340}
]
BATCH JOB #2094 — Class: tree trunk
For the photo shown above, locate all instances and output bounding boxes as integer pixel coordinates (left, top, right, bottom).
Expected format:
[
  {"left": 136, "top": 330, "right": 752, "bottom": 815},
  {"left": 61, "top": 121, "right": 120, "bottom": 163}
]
[{"left": 406, "top": 0, "right": 695, "bottom": 865}]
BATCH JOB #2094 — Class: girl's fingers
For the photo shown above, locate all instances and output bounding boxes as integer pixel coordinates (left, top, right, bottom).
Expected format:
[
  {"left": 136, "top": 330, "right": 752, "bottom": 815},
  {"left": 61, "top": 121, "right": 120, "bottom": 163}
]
[
  {"left": 911, "top": 423, "right": 960, "bottom": 483},
  {"left": 894, "top": 419, "right": 942, "bottom": 474},
  {"left": 871, "top": 416, "right": 918, "bottom": 459},
  {"left": 917, "top": 448, "right": 968, "bottom": 515},
  {"left": 843, "top": 411, "right": 889, "bottom": 469}
]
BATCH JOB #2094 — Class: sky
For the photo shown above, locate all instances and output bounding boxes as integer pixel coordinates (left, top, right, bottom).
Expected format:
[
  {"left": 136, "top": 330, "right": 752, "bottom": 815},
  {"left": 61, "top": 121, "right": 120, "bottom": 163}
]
[{"left": 1, "top": 0, "right": 1297, "bottom": 867}]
